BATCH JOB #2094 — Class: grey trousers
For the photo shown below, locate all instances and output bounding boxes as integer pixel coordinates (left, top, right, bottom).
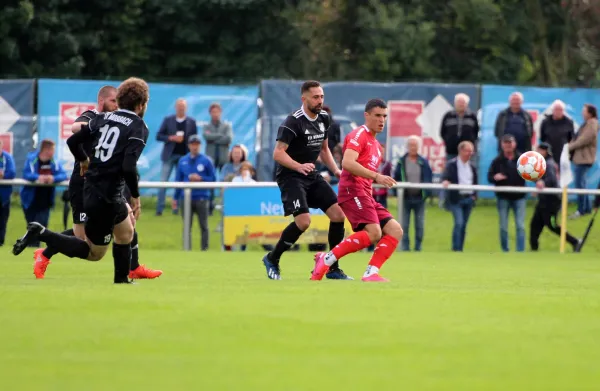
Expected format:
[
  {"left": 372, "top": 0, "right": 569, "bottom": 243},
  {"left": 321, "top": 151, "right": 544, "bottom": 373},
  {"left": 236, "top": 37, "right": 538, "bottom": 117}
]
[{"left": 183, "top": 199, "right": 209, "bottom": 251}]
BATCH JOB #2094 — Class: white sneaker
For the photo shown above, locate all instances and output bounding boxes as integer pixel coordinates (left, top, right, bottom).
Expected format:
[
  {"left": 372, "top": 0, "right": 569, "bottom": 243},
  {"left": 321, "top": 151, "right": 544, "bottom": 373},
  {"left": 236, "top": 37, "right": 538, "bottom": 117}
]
[{"left": 569, "top": 211, "right": 582, "bottom": 220}]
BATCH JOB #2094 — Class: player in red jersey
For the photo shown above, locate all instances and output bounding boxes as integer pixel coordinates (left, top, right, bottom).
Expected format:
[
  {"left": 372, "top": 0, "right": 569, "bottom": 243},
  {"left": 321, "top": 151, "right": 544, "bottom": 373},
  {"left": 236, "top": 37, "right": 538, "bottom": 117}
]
[{"left": 310, "top": 99, "right": 403, "bottom": 282}]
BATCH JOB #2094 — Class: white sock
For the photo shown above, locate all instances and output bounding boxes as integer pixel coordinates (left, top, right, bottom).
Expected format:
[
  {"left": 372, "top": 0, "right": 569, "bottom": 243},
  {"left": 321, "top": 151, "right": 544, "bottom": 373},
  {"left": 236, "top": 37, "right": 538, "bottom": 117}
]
[
  {"left": 323, "top": 251, "right": 337, "bottom": 266},
  {"left": 363, "top": 265, "right": 379, "bottom": 277}
]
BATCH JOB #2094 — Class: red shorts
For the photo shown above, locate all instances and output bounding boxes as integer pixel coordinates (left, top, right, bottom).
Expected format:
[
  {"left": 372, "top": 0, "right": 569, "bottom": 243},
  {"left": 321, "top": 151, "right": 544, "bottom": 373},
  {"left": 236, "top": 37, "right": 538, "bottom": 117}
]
[{"left": 339, "top": 196, "right": 394, "bottom": 232}]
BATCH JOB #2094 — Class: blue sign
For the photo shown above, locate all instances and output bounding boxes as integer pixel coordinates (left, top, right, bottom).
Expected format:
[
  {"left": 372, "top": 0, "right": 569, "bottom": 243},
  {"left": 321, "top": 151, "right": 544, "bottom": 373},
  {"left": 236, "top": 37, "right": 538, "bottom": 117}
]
[
  {"left": 0, "top": 80, "right": 35, "bottom": 177},
  {"left": 480, "top": 85, "right": 600, "bottom": 198},
  {"left": 223, "top": 186, "right": 340, "bottom": 216},
  {"left": 37, "top": 79, "right": 258, "bottom": 194}
]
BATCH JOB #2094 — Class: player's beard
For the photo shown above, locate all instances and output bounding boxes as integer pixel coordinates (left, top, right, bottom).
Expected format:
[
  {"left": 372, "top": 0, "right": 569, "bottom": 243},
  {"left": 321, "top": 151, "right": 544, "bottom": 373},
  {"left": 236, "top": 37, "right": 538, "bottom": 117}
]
[{"left": 307, "top": 103, "right": 322, "bottom": 115}]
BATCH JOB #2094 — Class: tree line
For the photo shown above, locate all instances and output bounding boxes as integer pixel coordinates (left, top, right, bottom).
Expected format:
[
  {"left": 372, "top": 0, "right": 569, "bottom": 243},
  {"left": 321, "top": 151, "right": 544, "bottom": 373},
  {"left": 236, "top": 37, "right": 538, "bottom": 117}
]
[{"left": 1, "top": 0, "right": 598, "bottom": 87}]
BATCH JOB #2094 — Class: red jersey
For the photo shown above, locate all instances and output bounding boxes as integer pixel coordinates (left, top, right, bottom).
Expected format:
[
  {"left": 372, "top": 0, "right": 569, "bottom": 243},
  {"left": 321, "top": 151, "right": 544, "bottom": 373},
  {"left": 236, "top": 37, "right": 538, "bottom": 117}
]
[{"left": 338, "top": 125, "right": 382, "bottom": 203}]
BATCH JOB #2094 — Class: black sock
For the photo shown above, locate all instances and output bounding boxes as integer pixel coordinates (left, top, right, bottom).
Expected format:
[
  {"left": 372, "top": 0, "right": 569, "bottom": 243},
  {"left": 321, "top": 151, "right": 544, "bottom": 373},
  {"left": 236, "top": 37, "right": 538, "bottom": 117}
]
[
  {"left": 113, "top": 243, "right": 131, "bottom": 283},
  {"left": 42, "top": 228, "right": 74, "bottom": 259},
  {"left": 268, "top": 222, "right": 305, "bottom": 265},
  {"left": 130, "top": 230, "right": 140, "bottom": 271},
  {"left": 328, "top": 222, "right": 345, "bottom": 270},
  {"left": 39, "top": 229, "right": 89, "bottom": 259}
]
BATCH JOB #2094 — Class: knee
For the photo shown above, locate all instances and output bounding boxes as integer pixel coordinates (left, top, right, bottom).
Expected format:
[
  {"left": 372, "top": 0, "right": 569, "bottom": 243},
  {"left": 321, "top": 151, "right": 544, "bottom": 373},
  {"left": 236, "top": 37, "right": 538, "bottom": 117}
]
[
  {"left": 295, "top": 214, "right": 311, "bottom": 231},
  {"left": 384, "top": 220, "right": 404, "bottom": 241},
  {"left": 87, "top": 249, "right": 103, "bottom": 262},
  {"left": 114, "top": 228, "right": 134, "bottom": 245},
  {"left": 327, "top": 205, "right": 345, "bottom": 223},
  {"left": 365, "top": 225, "right": 382, "bottom": 244}
]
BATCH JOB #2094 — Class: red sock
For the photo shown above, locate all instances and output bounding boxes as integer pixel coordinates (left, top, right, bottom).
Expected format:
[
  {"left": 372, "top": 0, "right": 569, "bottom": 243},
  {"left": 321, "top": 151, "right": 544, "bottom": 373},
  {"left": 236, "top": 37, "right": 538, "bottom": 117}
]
[
  {"left": 368, "top": 235, "right": 399, "bottom": 268},
  {"left": 331, "top": 231, "right": 371, "bottom": 260}
]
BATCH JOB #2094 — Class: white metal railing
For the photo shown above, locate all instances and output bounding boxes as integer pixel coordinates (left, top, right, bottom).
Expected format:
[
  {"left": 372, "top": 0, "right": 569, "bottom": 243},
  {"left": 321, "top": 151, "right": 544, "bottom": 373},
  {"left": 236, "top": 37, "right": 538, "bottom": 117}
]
[{"left": 2, "top": 179, "right": 599, "bottom": 251}]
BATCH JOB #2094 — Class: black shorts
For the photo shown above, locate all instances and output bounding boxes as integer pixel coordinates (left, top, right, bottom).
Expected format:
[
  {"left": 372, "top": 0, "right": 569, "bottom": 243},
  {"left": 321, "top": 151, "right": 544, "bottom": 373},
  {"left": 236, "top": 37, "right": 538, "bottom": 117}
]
[
  {"left": 278, "top": 174, "right": 338, "bottom": 216},
  {"left": 68, "top": 179, "right": 86, "bottom": 225},
  {"left": 83, "top": 186, "right": 129, "bottom": 246}
]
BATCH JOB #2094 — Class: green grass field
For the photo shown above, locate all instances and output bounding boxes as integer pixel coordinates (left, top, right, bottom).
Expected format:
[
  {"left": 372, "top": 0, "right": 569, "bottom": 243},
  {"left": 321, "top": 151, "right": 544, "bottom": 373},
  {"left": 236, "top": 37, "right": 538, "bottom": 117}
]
[{"left": 1, "top": 196, "right": 600, "bottom": 390}]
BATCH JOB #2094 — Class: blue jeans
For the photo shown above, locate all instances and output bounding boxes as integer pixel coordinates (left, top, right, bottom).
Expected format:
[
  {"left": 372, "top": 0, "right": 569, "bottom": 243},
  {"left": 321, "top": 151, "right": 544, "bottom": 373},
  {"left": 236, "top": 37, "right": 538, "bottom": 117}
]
[
  {"left": 496, "top": 198, "right": 526, "bottom": 252},
  {"left": 23, "top": 207, "right": 50, "bottom": 247},
  {"left": 401, "top": 198, "right": 425, "bottom": 251},
  {"left": 449, "top": 197, "right": 474, "bottom": 251},
  {"left": 156, "top": 154, "right": 183, "bottom": 214},
  {"left": 574, "top": 164, "right": 592, "bottom": 215}
]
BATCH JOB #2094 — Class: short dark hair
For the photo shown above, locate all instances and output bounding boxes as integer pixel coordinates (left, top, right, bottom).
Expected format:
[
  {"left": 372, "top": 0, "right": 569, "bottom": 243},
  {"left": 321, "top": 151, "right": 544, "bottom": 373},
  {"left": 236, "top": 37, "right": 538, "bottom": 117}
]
[
  {"left": 40, "top": 139, "right": 55, "bottom": 151},
  {"left": 585, "top": 104, "right": 598, "bottom": 118},
  {"left": 209, "top": 102, "right": 221, "bottom": 112},
  {"left": 365, "top": 98, "right": 387, "bottom": 112},
  {"left": 116, "top": 77, "right": 149, "bottom": 111},
  {"left": 301, "top": 80, "right": 321, "bottom": 94}
]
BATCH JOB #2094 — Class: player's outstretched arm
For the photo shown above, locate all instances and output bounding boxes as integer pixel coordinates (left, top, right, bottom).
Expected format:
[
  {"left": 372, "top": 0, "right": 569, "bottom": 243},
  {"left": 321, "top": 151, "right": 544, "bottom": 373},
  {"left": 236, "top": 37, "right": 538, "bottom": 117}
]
[
  {"left": 70, "top": 121, "right": 88, "bottom": 134},
  {"left": 273, "top": 141, "right": 314, "bottom": 176},
  {"left": 319, "top": 140, "right": 341, "bottom": 177},
  {"left": 342, "top": 149, "right": 396, "bottom": 188}
]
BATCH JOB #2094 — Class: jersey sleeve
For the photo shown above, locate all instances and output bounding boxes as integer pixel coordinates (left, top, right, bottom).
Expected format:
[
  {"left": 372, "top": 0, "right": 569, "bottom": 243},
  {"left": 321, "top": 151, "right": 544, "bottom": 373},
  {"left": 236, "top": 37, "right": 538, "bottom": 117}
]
[
  {"left": 129, "top": 120, "right": 148, "bottom": 145},
  {"left": 346, "top": 130, "right": 365, "bottom": 154},
  {"left": 276, "top": 116, "right": 299, "bottom": 145},
  {"left": 74, "top": 110, "right": 97, "bottom": 124}
]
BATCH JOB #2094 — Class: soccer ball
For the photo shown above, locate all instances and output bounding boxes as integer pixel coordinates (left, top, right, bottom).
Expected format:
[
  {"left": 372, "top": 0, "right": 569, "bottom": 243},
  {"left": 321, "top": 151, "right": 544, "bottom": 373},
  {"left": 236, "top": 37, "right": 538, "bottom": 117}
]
[{"left": 517, "top": 151, "right": 546, "bottom": 181}]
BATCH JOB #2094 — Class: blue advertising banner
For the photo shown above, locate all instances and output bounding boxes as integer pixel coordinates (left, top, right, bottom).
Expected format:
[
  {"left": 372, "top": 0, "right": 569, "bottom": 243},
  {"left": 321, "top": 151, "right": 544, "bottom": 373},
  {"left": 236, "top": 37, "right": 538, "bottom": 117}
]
[
  {"left": 480, "top": 85, "right": 600, "bottom": 198},
  {"left": 37, "top": 79, "right": 258, "bottom": 194},
  {"left": 222, "top": 186, "right": 352, "bottom": 245},
  {"left": 0, "top": 80, "right": 35, "bottom": 177},
  {"left": 258, "top": 80, "right": 481, "bottom": 182}
]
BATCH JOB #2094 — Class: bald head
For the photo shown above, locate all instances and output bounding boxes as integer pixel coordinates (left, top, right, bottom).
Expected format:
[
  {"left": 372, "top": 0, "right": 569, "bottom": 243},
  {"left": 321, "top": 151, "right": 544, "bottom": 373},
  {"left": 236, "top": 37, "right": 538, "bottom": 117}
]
[
  {"left": 176, "top": 98, "right": 187, "bottom": 118},
  {"left": 97, "top": 86, "right": 117, "bottom": 112}
]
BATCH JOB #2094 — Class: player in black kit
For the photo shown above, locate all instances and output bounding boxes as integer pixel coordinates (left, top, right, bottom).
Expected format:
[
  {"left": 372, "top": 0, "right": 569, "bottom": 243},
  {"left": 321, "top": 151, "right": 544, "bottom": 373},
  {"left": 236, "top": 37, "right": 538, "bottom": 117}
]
[
  {"left": 261, "top": 80, "right": 350, "bottom": 280},
  {"left": 13, "top": 78, "right": 151, "bottom": 284},
  {"left": 30, "top": 86, "right": 161, "bottom": 280}
]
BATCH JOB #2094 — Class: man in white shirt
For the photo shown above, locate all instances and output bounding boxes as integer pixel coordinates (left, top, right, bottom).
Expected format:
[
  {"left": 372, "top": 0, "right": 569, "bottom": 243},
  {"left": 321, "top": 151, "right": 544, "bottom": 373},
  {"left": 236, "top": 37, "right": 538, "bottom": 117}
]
[{"left": 442, "top": 141, "right": 477, "bottom": 251}]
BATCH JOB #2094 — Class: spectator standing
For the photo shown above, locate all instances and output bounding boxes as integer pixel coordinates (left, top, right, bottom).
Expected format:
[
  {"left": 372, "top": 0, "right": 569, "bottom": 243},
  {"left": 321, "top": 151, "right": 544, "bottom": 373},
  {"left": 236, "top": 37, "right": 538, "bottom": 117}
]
[
  {"left": 394, "top": 136, "right": 433, "bottom": 252},
  {"left": 0, "top": 140, "right": 16, "bottom": 246},
  {"left": 487, "top": 134, "right": 527, "bottom": 252},
  {"left": 203, "top": 103, "right": 233, "bottom": 170},
  {"left": 530, "top": 143, "right": 581, "bottom": 252},
  {"left": 494, "top": 92, "right": 534, "bottom": 154},
  {"left": 203, "top": 103, "right": 233, "bottom": 215},
  {"left": 173, "top": 135, "right": 216, "bottom": 251},
  {"left": 20, "top": 139, "right": 67, "bottom": 247},
  {"left": 373, "top": 144, "right": 393, "bottom": 208},
  {"left": 220, "top": 145, "right": 247, "bottom": 182},
  {"left": 156, "top": 98, "right": 198, "bottom": 216},
  {"left": 540, "top": 100, "right": 575, "bottom": 168},
  {"left": 568, "top": 103, "right": 599, "bottom": 218},
  {"left": 441, "top": 93, "right": 479, "bottom": 161},
  {"left": 322, "top": 105, "right": 342, "bottom": 152},
  {"left": 442, "top": 141, "right": 477, "bottom": 252}
]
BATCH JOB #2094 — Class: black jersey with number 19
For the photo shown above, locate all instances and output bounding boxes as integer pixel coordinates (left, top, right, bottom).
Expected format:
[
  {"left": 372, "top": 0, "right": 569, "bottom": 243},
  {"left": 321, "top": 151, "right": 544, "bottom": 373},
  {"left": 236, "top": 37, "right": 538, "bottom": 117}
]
[
  {"left": 275, "top": 106, "right": 330, "bottom": 180},
  {"left": 67, "top": 109, "right": 148, "bottom": 202}
]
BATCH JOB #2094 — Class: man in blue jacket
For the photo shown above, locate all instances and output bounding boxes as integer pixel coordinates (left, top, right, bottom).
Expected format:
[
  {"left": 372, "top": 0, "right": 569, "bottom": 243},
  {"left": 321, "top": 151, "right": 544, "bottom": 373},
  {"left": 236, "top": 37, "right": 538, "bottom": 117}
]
[
  {"left": 156, "top": 98, "right": 198, "bottom": 216},
  {"left": 0, "top": 140, "right": 16, "bottom": 246},
  {"left": 173, "top": 135, "right": 216, "bottom": 251},
  {"left": 20, "top": 139, "right": 67, "bottom": 247},
  {"left": 394, "top": 136, "right": 433, "bottom": 251}
]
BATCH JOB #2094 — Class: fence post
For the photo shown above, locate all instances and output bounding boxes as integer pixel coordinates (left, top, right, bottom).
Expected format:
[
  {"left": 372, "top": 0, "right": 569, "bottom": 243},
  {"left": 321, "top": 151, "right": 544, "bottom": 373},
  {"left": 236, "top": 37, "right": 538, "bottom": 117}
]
[
  {"left": 183, "top": 188, "right": 192, "bottom": 251},
  {"left": 396, "top": 187, "right": 404, "bottom": 252}
]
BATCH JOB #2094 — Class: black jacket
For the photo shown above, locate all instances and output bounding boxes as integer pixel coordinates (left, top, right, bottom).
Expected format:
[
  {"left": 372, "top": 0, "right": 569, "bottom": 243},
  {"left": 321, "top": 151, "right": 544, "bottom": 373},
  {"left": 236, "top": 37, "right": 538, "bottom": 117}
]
[
  {"left": 494, "top": 108, "right": 534, "bottom": 153},
  {"left": 487, "top": 152, "right": 526, "bottom": 200},
  {"left": 538, "top": 156, "right": 560, "bottom": 208},
  {"left": 540, "top": 115, "right": 574, "bottom": 162},
  {"left": 440, "top": 110, "right": 479, "bottom": 155},
  {"left": 441, "top": 158, "right": 478, "bottom": 205}
]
